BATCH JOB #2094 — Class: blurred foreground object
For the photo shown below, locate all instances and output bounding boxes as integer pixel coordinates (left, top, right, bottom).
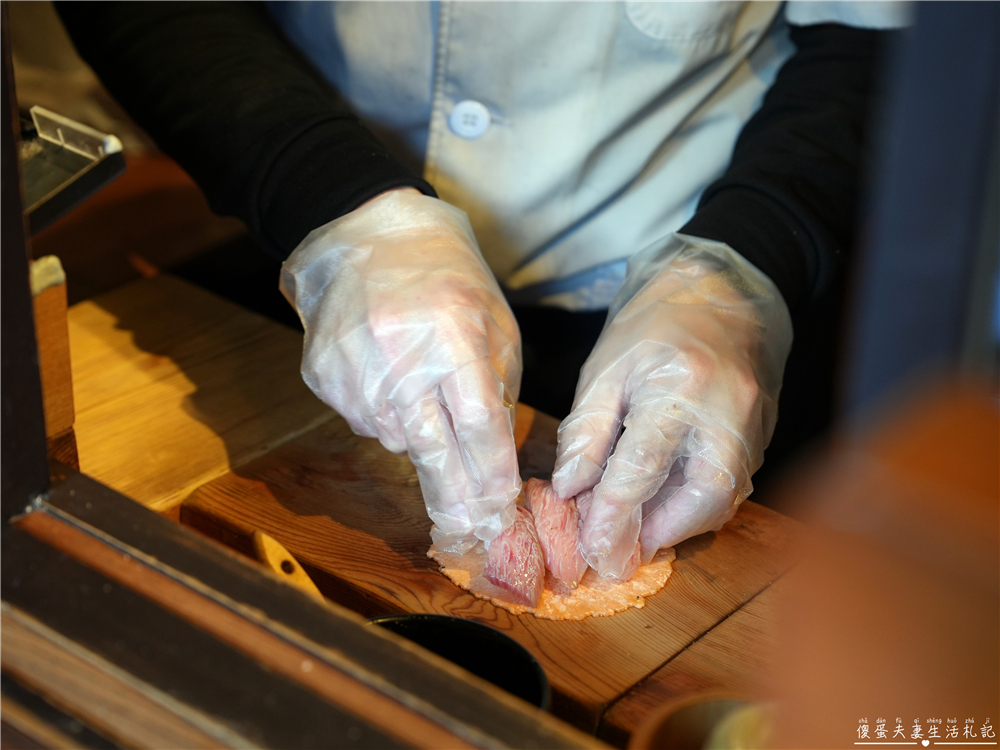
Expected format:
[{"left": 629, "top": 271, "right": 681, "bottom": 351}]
[
  {"left": 627, "top": 694, "right": 774, "bottom": 750},
  {"left": 778, "top": 7, "right": 1000, "bottom": 734},
  {"left": 842, "top": 1, "right": 999, "bottom": 414},
  {"left": 772, "top": 378, "right": 999, "bottom": 748}
]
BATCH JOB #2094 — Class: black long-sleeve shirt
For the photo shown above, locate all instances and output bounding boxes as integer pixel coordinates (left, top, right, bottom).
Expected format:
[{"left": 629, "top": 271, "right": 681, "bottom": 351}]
[{"left": 56, "top": 1, "right": 892, "bottom": 314}]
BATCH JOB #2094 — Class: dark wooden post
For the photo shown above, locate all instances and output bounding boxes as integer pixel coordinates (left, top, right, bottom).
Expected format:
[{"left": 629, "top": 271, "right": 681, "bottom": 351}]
[{"left": 1, "top": 1, "right": 50, "bottom": 520}]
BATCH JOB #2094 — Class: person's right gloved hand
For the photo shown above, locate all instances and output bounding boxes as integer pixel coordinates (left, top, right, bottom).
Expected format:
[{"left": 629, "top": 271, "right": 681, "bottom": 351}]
[
  {"left": 280, "top": 189, "right": 523, "bottom": 554},
  {"left": 552, "top": 234, "right": 793, "bottom": 580}
]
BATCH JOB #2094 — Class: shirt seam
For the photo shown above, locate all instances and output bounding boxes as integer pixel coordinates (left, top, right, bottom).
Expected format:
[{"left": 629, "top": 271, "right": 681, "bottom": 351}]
[{"left": 424, "top": 0, "right": 453, "bottom": 186}]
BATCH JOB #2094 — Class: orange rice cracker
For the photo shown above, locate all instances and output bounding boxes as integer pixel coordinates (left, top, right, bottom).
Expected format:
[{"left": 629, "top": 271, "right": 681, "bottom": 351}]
[{"left": 428, "top": 543, "right": 676, "bottom": 620}]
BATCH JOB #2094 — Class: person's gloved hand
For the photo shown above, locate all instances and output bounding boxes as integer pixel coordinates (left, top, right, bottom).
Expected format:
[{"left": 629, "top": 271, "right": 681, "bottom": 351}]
[
  {"left": 551, "top": 234, "right": 793, "bottom": 579},
  {"left": 280, "top": 190, "right": 522, "bottom": 553}
]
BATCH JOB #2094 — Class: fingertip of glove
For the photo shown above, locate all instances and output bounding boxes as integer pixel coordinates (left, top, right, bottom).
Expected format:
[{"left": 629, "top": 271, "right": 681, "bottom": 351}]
[
  {"left": 552, "top": 454, "right": 604, "bottom": 500},
  {"left": 583, "top": 543, "right": 640, "bottom": 582},
  {"left": 550, "top": 472, "right": 572, "bottom": 501}
]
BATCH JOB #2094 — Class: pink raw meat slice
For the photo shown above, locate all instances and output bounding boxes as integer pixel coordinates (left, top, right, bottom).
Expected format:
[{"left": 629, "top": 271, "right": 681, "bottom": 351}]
[
  {"left": 524, "top": 478, "right": 588, "bottom": 587},
  {"left": 484, "top": 505, "right": 545, "bottom": 607}
]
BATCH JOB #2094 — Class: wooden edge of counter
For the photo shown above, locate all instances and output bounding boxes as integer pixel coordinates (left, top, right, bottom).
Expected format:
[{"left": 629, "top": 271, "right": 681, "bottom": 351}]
[
  {"left": 12, "top": 510, "right": 479, "bottom": 750},
  {"left": 7, "top": 463, "right": 606, "bottom": 750},
  {"left": 2, "top": 605, "right": 249, "bottom": 749}
]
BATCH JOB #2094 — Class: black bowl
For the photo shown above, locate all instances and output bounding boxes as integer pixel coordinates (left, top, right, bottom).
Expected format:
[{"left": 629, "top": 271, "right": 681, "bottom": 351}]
[{"left": 368, "top": 614, "right": 551, "bottom": 710}]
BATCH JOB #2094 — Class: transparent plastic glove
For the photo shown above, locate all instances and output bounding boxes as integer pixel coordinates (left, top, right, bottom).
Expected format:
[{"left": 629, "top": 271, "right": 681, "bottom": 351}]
[
  {"left": 552, "top": 234, "right": 793, "bottom": 579},
  {"left": 280, "top": 190, "right": 522, "bottom": 553}
]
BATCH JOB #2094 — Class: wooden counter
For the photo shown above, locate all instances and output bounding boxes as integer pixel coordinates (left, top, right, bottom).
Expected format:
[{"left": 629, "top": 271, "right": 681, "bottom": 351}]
[
  {"left": 181, "top": 414, "right": 800, "bottom": 738},
  {"left": 67, "top": 274, "right": 801, "bottom": 745},
  {"left": 69, "top": 274, "right": 331, "bottom": 512}
]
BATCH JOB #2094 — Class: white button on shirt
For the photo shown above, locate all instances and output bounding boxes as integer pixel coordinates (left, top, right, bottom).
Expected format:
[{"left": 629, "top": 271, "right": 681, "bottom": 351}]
[
  {"left": 269, "top": 1, "right": 911, "bottom": 311},
  {"left": 448, "top": 100, "right": 491, "bottom": 140}
]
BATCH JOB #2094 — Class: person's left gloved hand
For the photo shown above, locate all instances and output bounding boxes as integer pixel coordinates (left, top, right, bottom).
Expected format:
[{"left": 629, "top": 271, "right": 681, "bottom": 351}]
[
  {"left": 279, "top": 190, "right": 522, "bottom": 554},
  {"left": 552, "top": 234, "right": 793, "bottom": 580}
]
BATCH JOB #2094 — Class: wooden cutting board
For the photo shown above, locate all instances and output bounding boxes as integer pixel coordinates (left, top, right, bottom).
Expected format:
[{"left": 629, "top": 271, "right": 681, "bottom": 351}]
[
  {"left": 182, "top": 406, "right": 801, "bottom": 734},
  {"left": 69, "top": 274, "right": 332, "bottom": 513}
]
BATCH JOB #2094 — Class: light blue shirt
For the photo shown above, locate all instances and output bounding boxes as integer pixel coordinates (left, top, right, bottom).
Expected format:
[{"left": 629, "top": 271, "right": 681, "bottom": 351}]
[{"left": 269, "top": 1, "right": 910, "bottom": 310}]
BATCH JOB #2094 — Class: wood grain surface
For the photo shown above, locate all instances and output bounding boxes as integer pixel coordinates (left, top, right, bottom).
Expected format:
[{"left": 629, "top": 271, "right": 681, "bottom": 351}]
[
  {"left": 183, "top": 411, "right": 802, "bottom": 733},
  {"left": 2, "top": 607, "right": 248, "bottom": 749},
  {"left": 68, "top": 274, "right": 332, "bottom": 511},
  {"left": 598, "top": 576, "right": 789, "bottom": 747}
]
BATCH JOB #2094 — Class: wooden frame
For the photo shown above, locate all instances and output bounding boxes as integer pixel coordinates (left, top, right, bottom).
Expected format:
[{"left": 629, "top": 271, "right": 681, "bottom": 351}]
[{"left": 1, "top": 2, "right": 48, "bottom": 523}]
